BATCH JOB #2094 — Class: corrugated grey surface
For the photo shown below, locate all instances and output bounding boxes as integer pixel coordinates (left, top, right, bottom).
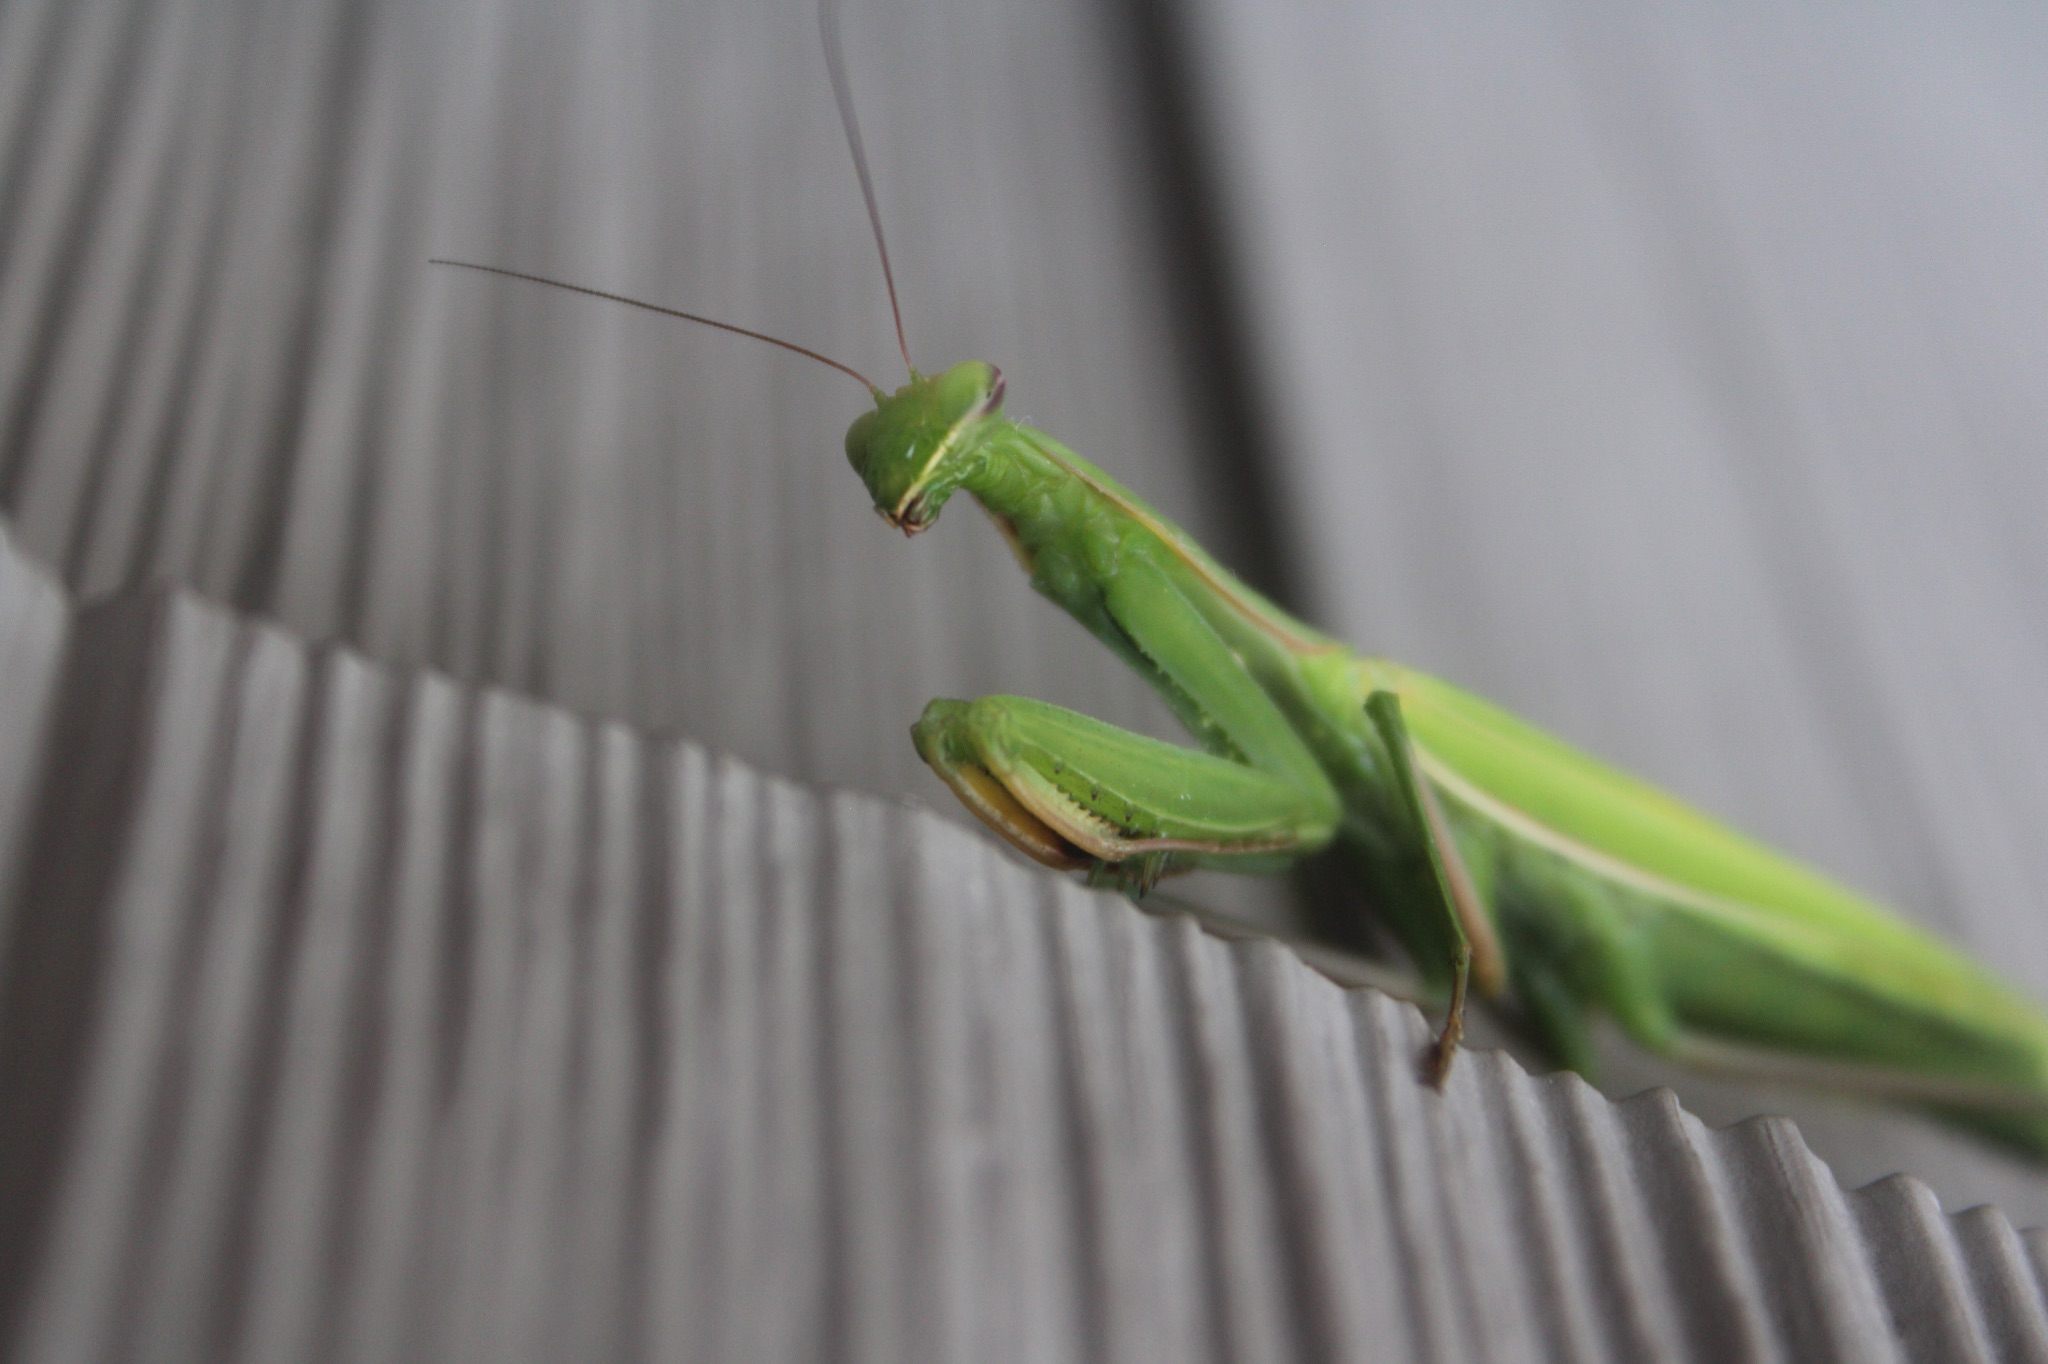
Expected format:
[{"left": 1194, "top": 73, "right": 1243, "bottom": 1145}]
[
  {"left": 1179, "top": 0, "right": 2048, "bottom": 1219},
  {"left": 0, "top": 0, "right": 1270, "bottom": 857},
  {"left": 7, "top": 0, "right": 2048, "bottom": 1358},
  {"left": 5, "top": 517, "right": 2048, "bottom": 1363}
]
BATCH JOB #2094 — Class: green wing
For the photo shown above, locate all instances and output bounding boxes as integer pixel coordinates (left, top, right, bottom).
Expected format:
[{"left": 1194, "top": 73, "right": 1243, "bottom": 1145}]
[{"left": 1372, "top": 660, "right": 2048, "bottom": 1119}]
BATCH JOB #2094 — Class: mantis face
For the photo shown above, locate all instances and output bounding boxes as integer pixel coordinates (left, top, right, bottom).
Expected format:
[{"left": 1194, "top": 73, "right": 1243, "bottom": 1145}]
[{"left": 845, "top": 360, "right": 1005, "bottom": 533}]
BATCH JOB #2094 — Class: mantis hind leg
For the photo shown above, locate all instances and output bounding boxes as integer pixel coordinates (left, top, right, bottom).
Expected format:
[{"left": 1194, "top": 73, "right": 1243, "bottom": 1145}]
[{"left": 912, "top": 694, "right": 1336, "bottom": 892}]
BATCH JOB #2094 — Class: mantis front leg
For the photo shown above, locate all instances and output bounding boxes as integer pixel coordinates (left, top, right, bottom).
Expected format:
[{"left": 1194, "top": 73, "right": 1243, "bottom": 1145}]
[
  {"left": 913, "top": 696, "right": 1334, "bottom": 889},
  {"left": 913, "top": 547, "right": 1340, "bottom": 890},
  {"left": 913, "top": 544, "right": 1488, "bottom": 1078}
]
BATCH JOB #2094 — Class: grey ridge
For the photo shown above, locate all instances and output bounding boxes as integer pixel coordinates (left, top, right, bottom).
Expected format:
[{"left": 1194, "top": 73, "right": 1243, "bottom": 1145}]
[{"left": 2, "top": 0, "right": 2047, "bottom": 1357}]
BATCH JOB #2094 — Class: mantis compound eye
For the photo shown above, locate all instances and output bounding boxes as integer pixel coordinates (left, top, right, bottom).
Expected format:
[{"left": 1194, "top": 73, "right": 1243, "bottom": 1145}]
[{"left": 974, "top": 366, "right": 1006, "bottom": 418}]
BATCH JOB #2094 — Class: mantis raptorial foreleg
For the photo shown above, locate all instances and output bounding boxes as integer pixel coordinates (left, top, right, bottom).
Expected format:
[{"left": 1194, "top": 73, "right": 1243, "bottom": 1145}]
[
  {"left": 916, "top": 535, "right": 1500, "bottom": 1073},
  {"left": 912, "top": 545, "right": 1340, "bottom": 895},
  {"left": 913, "top": 696, "right": 1331, "bottom": 886},
  {"left": 1093, "top": 551, "right": 1333, "bottom": 794}
]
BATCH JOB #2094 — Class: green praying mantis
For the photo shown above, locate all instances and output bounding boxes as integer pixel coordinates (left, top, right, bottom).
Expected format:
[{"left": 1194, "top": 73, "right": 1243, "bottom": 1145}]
[{"left": 437, "top": 5, "right": 2048, "bottom": 1163}]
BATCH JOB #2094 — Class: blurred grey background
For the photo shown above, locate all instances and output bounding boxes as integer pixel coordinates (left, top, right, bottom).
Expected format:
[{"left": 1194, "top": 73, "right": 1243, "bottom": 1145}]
[{"left": 1, "top": 0, "right": 2047, "bottom": 1349}]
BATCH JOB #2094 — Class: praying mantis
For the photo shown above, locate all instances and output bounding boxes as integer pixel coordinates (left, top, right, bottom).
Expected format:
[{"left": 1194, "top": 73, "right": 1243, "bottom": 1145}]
[{"left": 437, "top": 5, "right": 2048, "bottom": 1163}]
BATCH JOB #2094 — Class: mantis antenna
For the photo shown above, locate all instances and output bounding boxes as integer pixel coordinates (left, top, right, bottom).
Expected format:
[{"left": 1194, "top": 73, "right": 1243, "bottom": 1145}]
[
  {"left": 820, "top": 0, "right": 915, "bottom": 377},
  {"left": 435, "top": 1, "right": 913, "bottom": 394},
  {"left": 426, "top": 259, "right": 882, "bottom": 395}
]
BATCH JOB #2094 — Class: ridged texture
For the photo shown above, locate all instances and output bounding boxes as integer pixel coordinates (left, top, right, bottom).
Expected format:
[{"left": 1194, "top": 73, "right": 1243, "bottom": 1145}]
[
  {"left": 0, "top": 0, "right": 1255, "bottom": 822},
  {"left": 6, "top": 0, "right": 2038, "bottom": 1208},
  {"left": 5, "top": 0, "right": 2048, "bottom": 1358},
  {"left": 6, "top": 512, "right": 2048, "bottom": 1364}
]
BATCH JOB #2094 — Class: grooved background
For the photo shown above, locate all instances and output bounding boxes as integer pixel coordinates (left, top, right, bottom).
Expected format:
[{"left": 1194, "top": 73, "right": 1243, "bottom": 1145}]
[
  {"left": 3, "top": 0, "right": 2048, "bottom": 1357},
  {"left": 0, "top": 0, "right": 1259, "bottom": 829},
  {"left": 5, "top": 521, "right": 2048, "bottom": 1363}
]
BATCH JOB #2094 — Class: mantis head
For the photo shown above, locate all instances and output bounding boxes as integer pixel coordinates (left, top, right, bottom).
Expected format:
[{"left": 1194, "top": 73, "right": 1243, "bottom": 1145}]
[{"left": 846, "top": 361, "right": 1006, "bottom": 534}]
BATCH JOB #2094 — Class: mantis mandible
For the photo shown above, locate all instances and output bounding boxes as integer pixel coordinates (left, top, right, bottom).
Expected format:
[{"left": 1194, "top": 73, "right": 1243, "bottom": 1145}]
[{"left": 437, "top": 3, "right": 2048, "bottom": 1162}]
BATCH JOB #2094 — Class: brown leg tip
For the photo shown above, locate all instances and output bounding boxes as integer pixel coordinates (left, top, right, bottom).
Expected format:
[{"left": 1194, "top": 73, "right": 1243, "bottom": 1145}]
[{"left": 1419, "top": 1018, "right": 1463, "bottom": 1088}]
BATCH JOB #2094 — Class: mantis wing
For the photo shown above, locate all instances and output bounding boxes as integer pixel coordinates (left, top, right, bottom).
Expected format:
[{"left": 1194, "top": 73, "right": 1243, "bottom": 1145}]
[{"left": 1385, "top": 662, "right": 2048, "bottom": 1153}]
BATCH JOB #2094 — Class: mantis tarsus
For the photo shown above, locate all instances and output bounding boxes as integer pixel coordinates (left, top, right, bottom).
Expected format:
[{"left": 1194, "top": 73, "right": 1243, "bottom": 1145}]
[{"left": 437, "top": 4, "right": 2048, "bottom": 1162}]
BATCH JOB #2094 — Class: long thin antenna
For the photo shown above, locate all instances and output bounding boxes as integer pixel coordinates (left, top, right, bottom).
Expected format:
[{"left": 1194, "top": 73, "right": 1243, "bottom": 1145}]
[
  {"left": 819, "top": 0, "right": 914, "bottom": 376},
  {"left": 429, "top": 259, "right": 882, "bottom": 394}
]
